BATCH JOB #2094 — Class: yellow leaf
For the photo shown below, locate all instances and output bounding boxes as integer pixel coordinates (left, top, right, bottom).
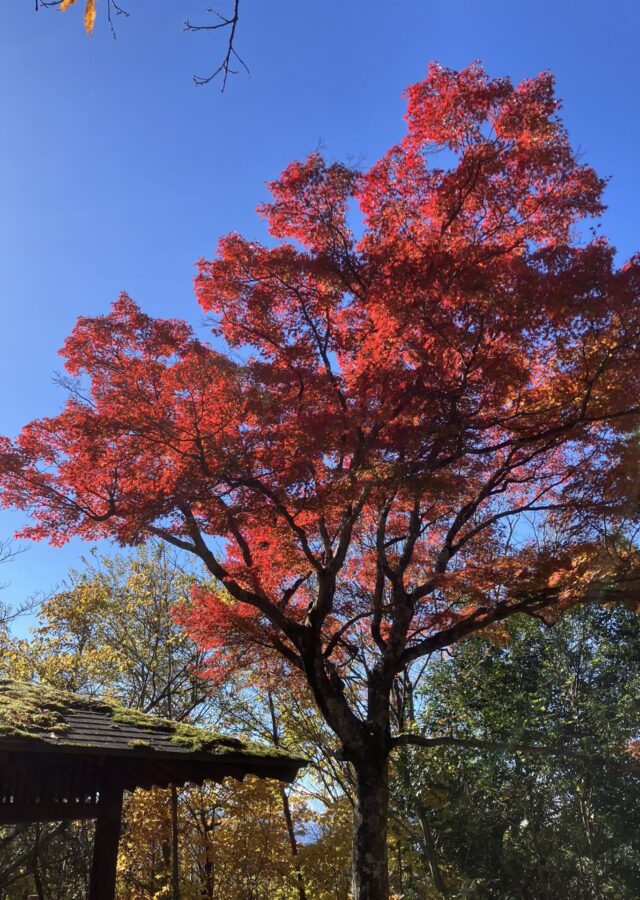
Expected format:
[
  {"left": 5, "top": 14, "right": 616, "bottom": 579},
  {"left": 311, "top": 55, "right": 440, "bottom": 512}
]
[
  {"left": 84, "top": 0, "right": 97, "bottom": 34},
  {"left": 59, "top": 0, "right": 77, "bottom": 10}
]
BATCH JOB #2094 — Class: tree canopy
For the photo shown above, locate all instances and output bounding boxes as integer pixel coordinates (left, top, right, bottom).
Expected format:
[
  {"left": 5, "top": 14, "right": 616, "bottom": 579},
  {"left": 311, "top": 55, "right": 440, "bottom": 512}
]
[
  {"left": 394, "top": 604, "right": 640, "bottom": 897},
  {"left": 2, "top": 62, "right": 640, "bottom": 898}
]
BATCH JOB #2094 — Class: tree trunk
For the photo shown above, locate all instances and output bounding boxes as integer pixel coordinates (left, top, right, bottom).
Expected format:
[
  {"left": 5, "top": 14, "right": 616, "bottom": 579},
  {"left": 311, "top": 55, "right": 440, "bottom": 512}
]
[
  {"left": 416, "top": 804, "right": 449, "bottom": 895},
  {"left": 31, "top": 824, "right": 45, "bottom": 900},
  {"left": 352, "top": 757, "right": 390, "bottom": 900},
  {"left": 170, "top": 784, "right": 180, "bottom": 900},
  {"left": 266, "top": 691, "right": 306, "bottom": 900},
  {"left": 279, "top": 785, "right": 307, "bottom": 900}
]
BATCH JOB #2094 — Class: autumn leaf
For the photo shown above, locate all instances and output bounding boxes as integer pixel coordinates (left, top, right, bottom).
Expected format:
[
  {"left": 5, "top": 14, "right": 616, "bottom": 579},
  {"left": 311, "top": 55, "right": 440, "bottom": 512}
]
[
  {"left": 84, "top": 0, "right": 97, "bottom": 35},
  {"left": 59, "top": 0, "right": 96, "bottom": 35}
]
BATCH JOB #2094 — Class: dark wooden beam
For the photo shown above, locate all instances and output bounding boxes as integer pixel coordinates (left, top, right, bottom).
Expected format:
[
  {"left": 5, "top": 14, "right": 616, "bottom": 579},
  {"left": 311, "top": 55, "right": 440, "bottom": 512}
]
[
  {"left": 88, "top": 765, "right": 124, "bottom": 900},
  {"left": 0, "top": 802, "right": 99, "bottom": 825}
]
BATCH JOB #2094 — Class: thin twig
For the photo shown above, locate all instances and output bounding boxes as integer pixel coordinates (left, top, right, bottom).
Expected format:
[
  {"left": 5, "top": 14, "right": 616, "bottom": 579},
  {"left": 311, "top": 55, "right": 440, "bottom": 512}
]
[{"left": 107, "top": 0, "right": 129, "bottom": 39}]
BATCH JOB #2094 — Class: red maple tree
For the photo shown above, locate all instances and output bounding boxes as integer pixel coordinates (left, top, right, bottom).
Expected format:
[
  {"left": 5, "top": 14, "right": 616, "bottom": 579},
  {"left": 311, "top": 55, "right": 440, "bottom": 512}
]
[{"left": 3, "top": 64, "right": 640, "bottom": 898}]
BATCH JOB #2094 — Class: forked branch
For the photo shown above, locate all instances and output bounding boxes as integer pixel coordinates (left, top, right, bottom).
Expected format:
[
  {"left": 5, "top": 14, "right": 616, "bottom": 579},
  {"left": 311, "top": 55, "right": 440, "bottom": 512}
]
[{"left": 185, "top": 1, "right": 248, "bottom": 90}]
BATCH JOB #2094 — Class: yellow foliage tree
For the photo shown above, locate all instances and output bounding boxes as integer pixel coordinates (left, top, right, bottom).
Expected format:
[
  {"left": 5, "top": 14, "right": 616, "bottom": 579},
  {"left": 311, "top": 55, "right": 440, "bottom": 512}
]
[{"left": 118, "top": 778, "right": 315, "bottom": 900}]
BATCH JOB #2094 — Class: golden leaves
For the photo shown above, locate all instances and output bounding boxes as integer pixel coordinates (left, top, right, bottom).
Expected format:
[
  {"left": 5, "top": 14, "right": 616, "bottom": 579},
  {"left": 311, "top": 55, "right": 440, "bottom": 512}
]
[{"left": 59, "top": 0, "right": 97, "bottom": 35}]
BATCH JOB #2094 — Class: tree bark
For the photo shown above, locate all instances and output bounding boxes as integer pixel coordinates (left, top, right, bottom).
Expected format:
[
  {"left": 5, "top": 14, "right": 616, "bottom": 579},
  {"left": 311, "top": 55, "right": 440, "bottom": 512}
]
[{"left": 352, "top": 757, "right": 390, "bottom": 900}]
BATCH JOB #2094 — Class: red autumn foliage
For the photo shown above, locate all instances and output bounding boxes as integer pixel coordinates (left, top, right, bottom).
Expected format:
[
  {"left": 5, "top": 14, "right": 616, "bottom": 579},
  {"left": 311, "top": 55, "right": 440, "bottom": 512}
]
[
  {"left": 2, "top": 59, "right": 639, "bottom": 684},
  {"left": 2, "top": 63, "right": 640, "bottom": 895},
  {"left": 2, "top": 61, "right": 640, "bottom": 677}
]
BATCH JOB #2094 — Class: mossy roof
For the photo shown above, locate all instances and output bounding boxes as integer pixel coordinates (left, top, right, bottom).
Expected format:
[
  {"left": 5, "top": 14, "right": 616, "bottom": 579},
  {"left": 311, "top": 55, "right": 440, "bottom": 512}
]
[{"left": 0, "top": 679, "right": 305, "bottom": 777}]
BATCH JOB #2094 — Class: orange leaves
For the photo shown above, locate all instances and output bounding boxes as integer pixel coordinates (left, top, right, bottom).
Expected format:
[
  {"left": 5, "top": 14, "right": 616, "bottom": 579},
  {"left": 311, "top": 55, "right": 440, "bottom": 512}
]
[
  {"left": 60, "top": 0, "right": 97, "bottom": 35},
  {"left": 1, "top": 293, "right": 249, "bottom": 548},
  {"left": 625, "top": 739, "right": 640, "bottom": 760},
  {"left": 183, "top": 585, "right": 301, "bottom": 685},
  {"left": 84, "top": 0, "right": 97, "bottom": 35}
]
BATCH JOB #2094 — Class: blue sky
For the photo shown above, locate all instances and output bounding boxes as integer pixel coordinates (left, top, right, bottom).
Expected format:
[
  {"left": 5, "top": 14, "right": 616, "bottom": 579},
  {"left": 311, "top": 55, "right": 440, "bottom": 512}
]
[{"left": 1, "top": 0, "right": 639, "bottom": 619}]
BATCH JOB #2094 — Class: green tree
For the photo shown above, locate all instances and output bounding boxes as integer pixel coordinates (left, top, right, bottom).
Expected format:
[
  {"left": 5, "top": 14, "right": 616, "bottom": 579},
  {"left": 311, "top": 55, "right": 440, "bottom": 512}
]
[{"left": 394, "top": 605, "right": 640, "bottom": 898}]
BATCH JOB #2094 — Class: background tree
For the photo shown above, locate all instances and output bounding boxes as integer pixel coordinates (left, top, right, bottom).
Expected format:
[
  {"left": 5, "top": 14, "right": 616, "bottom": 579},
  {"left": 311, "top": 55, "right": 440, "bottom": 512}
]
[
  {"left": 2, "top": 63, "right": 640, "bottom": 898},
  {"left": 390, "top": 604, "right": 640, "bottom": 897},
  {"left": 0, "top": 543, "right": 209, "bottom": 898},
  {"left": 18, "top": 543, "right": 207, "bottom": 715},
  {"left": 0, "top": 546, "right": 343, "bottom": 899},
  {"left": 118, "top": 777, "right": 312, "bottom": 900}
]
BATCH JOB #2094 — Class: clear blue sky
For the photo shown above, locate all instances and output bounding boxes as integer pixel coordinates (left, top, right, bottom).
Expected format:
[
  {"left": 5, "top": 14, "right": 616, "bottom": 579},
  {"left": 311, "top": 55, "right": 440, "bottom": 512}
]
[{"left": 1, "top": 0, "right": 639, "bottom": 618}]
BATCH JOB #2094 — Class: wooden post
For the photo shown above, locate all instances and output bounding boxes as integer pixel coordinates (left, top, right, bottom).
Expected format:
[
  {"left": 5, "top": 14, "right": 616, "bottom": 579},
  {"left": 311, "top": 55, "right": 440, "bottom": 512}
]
[{"left": 88, "top": 765, "right": 124, "bottom": 900}]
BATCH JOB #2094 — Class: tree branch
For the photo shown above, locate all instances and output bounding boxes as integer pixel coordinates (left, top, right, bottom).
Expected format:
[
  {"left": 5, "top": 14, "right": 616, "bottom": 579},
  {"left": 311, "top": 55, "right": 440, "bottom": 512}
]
[
  {"left": 185, "top": 1, "right": 248, "bottom": 90},
  {"left": 391, "top": 732, "right": 638, "bottom": 770}
]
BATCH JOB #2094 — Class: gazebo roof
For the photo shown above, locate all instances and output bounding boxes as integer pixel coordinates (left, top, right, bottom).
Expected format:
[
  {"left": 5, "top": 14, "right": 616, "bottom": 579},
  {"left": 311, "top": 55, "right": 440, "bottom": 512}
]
[{"left": 0, "top": 679, "right": 306, "bottom": 822}]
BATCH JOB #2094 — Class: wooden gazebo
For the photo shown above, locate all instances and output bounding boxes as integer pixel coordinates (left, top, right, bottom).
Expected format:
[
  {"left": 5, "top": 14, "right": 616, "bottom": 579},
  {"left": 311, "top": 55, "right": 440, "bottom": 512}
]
[{"left": 0, "top": 679, "right": 306, "bottom": 899}]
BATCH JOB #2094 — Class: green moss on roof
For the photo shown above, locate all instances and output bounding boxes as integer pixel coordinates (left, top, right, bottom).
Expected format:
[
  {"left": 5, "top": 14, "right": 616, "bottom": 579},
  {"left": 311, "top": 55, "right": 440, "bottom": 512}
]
[
  {"left": 0, "top": 679, "right": 100, "bottom": 741},
  {"left": 110, "top": 706, "right": 279, "bottom": 756},
  {"left": 128, "top": 738, "right": 153, "bottom": 750},
  {"left": 0, "top": 680, "right": 305, "bottom": 767},
  {"left": 110, "top": 706, "right": 244, "bottom": 753}
]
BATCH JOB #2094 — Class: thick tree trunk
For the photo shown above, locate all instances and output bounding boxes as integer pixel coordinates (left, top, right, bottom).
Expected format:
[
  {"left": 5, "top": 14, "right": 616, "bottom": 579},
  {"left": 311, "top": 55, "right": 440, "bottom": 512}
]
[{"left": 352, "top": 757, "right": 390, "bottom": 900}]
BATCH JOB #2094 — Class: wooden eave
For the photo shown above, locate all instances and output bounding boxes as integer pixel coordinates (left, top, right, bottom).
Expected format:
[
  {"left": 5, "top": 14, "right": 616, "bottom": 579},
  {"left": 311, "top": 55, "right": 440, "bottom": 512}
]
[{"left": 0, "top": 681, "right": 306, "bottom": 826}]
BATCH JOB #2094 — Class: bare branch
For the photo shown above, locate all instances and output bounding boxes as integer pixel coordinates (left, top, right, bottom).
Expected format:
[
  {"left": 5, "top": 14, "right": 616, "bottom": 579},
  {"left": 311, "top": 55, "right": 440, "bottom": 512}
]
[
  {"left": 185, "top": 1, "right": 248, "bottom": 90},
  {"left": 37, "top": 0, "right": 245, "bottom": 87}
]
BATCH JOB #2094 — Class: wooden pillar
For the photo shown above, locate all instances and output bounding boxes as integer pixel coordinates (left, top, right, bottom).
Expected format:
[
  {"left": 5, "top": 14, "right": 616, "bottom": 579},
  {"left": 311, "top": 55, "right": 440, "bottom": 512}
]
[{"left": 88, "top": 765, "right": 124, "bottom": 900}]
